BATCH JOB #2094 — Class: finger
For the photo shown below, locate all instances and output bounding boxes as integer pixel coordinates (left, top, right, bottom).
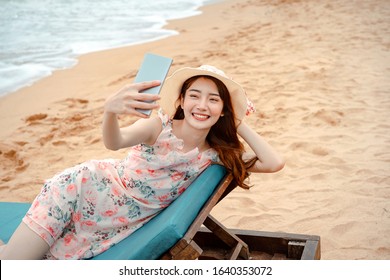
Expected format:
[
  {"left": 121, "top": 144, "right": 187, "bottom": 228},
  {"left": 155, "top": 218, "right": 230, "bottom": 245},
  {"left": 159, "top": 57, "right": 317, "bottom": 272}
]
[
  {"left": 128, "top": 100, "right": 160, "bottom": 110},
  {"left": 132, "top": 80, "right": 161, "bottom": 92},
  {"left": 130, "top": 109, "right": 151, "bottom": 118},
  {"left": 132, "top": 93, "right": 161, "bottom": 102},
  {"left": 127, "top": 104, "right": 159, "bottom": 118}
]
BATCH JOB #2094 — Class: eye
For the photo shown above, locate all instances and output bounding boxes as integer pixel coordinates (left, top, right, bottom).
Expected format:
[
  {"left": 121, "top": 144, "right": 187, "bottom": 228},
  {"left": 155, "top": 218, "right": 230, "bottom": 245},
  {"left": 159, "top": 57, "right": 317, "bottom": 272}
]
[
  {"left": 210, "top": 96, "right": 221, "bottom": 103},
  {"left": 189, "top": 93, "right": 199, "bottom": 99}
]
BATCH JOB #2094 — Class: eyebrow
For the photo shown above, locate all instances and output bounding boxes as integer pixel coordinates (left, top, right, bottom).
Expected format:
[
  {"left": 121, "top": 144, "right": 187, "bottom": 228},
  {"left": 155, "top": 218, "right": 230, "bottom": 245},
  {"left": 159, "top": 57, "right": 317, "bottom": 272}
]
[{"left": 188, "top": 88, "right": 220, "bottom": 96}]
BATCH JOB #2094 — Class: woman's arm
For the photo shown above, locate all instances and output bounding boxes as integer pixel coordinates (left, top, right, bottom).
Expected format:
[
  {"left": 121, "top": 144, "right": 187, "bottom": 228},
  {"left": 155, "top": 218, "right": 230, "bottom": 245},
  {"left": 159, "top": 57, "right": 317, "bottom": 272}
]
[
  {"left": 102, "top": 81, "right": 162, "bottom": 150},
  {"left": 237, "top": 121, "right": 285, "bottom": 173}
]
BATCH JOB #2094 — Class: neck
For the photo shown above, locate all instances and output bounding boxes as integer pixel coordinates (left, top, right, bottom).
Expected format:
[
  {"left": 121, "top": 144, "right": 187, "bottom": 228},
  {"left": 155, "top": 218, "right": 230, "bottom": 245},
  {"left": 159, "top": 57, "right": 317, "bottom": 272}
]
[{"left": 172, "top": 119, "right": 210, "bottom": 152}]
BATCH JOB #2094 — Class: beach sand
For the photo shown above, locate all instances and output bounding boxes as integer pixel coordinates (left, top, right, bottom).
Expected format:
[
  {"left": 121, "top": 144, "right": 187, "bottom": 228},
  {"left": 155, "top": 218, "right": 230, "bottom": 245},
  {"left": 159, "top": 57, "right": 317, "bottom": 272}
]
[{"left": 0, "top": 0, "right": 389, "bottom": 260}]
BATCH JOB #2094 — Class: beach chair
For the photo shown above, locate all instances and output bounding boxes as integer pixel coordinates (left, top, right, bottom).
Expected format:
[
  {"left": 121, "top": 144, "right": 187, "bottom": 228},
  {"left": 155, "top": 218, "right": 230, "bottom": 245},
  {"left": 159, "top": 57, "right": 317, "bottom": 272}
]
[
  {"left": 0, "top": 164, "right": 321, "bottom": 260},
  {"left": 157, "top": 165, "right": 321, "bottom": 260}
]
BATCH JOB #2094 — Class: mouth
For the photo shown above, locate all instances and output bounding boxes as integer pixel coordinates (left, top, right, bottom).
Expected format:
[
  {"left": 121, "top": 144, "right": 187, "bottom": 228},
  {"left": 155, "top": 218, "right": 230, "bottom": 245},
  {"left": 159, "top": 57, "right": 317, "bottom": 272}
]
[{"left": 192, "top": 113, "right": 210, "bottom": 121}]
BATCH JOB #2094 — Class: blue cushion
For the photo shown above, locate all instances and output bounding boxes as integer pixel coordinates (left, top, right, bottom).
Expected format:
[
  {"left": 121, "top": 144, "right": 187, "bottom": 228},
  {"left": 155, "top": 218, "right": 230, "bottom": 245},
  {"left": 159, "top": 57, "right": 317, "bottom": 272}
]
[
  {"left": 0, "top": 164, "right": 227, "bottom": 259},
  {"left": 0, "top": 202, "right": 31, "bottom": 243}
]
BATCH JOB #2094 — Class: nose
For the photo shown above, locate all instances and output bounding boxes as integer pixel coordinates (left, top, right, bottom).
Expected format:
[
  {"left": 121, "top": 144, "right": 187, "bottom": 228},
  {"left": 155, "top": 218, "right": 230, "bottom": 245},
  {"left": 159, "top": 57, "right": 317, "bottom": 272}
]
[{"left": 196, "top": 96, "right": 208, "bottom": 110}]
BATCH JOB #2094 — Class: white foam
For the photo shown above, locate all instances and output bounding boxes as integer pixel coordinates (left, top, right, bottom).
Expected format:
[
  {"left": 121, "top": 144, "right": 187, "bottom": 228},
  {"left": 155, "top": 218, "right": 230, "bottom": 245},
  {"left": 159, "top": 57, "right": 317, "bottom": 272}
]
[{"left": 0, "top": 63, "right": 53, "bottom": 96}]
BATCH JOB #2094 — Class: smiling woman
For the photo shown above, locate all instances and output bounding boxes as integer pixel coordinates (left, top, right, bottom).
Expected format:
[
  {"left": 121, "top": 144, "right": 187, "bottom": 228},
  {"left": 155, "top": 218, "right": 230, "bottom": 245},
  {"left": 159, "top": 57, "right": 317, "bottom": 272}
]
[
  {"left": 168, "top": 66, "right": 284, "bottom": 189},
  {"left": 180, "top": 77, "right": 224, "bottom": 127},
  {"left": 0, "top": 64, "right": 284, "bottom": 260}
]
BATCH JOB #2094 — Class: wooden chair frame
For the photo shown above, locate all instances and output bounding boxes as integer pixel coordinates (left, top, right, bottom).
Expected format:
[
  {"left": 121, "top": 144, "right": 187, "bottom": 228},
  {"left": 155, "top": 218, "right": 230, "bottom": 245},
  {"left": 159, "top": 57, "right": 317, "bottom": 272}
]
[{"left": 161, "top": 173, "right": 321, "bottom": 260}]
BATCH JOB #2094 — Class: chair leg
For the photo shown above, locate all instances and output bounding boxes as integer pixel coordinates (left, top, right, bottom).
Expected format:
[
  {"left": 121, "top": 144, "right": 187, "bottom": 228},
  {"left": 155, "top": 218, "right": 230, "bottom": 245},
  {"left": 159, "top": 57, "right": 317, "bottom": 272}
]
[
  {"left": 228, "top": 242, "right": 246, "bottom": 260},
  {"left": 161, "top": 239, "right": 203, "bottom": 260},
  {"left": 204, "top": 215, "right": 250, "bottom": 259},
  {"left": 173, "top": 240, "right": 203, "bottom": 260}
]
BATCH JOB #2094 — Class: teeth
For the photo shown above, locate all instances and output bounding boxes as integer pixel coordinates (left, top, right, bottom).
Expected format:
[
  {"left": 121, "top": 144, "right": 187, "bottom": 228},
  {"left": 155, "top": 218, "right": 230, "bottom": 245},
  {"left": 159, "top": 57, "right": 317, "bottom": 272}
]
[{"left": 193, "top": 113, "right": 209, "bottom": 120}]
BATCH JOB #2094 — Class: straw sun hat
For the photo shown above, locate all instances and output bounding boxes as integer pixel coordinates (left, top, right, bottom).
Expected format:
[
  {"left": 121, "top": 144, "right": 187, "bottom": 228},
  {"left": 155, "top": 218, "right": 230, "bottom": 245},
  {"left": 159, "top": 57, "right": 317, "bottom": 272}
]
[{"left": 159, "top": 65, "right": 255, "bottom": 121}]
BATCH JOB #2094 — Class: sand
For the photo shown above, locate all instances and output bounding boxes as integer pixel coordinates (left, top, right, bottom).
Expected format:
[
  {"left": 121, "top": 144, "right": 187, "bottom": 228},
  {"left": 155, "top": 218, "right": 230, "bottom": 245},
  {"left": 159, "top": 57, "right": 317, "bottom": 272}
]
[{"left": 0, "top": 0, "right": 389, "bottom": 260}]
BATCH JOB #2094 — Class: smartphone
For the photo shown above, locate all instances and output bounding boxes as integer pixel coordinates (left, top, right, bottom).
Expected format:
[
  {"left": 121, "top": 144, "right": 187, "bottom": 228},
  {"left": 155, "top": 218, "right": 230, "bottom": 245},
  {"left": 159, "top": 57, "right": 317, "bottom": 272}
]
[{"left": 134, "top": 53, "right": 173, "bottom": 115}]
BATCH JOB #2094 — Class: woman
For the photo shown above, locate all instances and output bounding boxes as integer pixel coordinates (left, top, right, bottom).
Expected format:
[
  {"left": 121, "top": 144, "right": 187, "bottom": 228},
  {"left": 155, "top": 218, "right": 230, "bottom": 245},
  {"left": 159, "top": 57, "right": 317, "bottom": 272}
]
[{"left": 0, "top": 65, "right": 284, "bottom": 259}]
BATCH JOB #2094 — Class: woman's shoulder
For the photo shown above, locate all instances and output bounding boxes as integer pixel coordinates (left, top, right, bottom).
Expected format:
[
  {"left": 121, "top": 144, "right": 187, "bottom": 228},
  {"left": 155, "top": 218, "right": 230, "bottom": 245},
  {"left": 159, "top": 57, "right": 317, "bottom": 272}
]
[
  {"left": 129, "top": 115, "right": 163, "bottom": 146},
  {"left": 135, "top": 110, "right": 172, "bottom": 146}
]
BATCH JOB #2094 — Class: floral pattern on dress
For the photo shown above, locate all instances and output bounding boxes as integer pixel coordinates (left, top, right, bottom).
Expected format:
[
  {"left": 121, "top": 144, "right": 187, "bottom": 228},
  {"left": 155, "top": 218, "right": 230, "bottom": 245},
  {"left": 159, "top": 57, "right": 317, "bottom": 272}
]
[{"left": 23, "top": 111, "right": 218, "bottom": 260}]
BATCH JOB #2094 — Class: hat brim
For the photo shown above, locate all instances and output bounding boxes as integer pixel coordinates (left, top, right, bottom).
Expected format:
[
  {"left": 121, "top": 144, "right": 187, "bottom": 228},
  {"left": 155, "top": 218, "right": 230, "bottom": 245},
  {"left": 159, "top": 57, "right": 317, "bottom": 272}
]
[{"left": 159, "top": 67, "right": 248, "bottom": 121}]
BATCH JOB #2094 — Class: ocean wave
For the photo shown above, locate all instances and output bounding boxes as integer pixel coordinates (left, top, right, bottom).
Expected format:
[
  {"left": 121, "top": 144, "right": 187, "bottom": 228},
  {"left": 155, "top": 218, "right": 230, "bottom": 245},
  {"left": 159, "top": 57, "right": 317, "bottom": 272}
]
[{"left": 0, "top": 0, "right": 208, "bottom": 96}]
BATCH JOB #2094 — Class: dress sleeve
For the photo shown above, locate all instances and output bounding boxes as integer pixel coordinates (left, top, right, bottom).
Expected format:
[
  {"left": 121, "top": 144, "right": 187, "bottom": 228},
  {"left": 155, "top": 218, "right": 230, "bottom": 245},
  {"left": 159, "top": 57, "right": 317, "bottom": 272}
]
[{"left": 157, "top": 109, "right": 170, "bottom": 128}]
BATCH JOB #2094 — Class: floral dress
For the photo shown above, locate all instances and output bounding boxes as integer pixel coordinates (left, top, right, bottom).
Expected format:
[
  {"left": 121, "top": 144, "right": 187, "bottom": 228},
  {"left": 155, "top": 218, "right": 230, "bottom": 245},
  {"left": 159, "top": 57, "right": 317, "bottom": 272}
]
[{"left": 23, "top": 112, "right": 218, "bottom": 259}]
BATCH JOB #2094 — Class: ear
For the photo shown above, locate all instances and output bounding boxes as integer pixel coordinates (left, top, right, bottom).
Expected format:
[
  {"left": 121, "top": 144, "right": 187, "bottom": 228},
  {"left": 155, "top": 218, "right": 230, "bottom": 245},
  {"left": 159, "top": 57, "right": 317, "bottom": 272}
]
[{"left": 180, "top": 96, "right": 184, "bottom": 108}]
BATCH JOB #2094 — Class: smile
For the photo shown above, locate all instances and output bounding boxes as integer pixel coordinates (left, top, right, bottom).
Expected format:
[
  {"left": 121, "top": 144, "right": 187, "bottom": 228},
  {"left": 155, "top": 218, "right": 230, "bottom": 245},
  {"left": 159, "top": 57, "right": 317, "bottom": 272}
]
[{"left": 192, "top": 113, "right": 210, "bottom": 121}]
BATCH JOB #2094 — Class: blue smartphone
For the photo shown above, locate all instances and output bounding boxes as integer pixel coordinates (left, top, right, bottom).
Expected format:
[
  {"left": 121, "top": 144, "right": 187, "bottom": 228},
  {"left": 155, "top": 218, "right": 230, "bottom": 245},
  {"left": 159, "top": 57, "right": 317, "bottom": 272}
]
[{"left": 134, "top": 53, "right": 173, "bottom": 115}]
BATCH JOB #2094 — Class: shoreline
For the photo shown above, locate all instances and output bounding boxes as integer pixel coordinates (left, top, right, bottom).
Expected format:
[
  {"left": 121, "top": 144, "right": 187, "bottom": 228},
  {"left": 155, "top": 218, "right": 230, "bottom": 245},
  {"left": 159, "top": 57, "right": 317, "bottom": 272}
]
[
  {"left": 1, "top": 0, "right": 389, "bottom": 260},
  {"left": 0, "top": 0, "right": 212, "bottom": 98}
]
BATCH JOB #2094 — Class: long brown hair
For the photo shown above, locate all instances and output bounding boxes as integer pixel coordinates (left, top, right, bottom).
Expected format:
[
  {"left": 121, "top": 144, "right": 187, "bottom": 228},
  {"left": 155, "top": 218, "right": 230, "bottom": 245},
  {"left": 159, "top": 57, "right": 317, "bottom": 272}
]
[{"left": 172, "top": 75, "right": 256, "bottom": 189}]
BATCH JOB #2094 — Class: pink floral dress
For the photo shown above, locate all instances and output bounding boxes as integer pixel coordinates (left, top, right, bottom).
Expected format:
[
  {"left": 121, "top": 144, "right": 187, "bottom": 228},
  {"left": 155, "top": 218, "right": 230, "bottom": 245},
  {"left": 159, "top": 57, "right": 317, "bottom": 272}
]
[{"left": 23, "top": 112, "right": 218, "bottom": 259}]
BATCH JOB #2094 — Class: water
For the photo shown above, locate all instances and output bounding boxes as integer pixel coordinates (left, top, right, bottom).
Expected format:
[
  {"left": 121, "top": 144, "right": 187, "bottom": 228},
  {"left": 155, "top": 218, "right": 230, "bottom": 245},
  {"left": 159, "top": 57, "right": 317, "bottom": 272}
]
[{"left": 0, "top": 0, "right": 210, "bottom": 96}]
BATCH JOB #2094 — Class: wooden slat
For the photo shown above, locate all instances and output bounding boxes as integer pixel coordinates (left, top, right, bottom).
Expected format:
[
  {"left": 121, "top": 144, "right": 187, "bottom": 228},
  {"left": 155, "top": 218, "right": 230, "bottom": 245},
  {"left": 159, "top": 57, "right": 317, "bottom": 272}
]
[
  {"left": 301, "top": 239, "right": 321, "bottom": 260},
  {"left": 203, "top": 215, "right": 249, "bottom": 259},
  {"left": 287, "top": 241, "right": 305, "bottom": 259},
  {"left": 173, "top": 240, "right": 203, "bottom": 260},
  {"left": 228, "top": 243, "right": 243, "bottom": 260},
  {"left": 193, "top": 228, "right": 321, "bottom": 260},
  {"left": 203, "top": 215, "right": 237, "bottom": 247}
]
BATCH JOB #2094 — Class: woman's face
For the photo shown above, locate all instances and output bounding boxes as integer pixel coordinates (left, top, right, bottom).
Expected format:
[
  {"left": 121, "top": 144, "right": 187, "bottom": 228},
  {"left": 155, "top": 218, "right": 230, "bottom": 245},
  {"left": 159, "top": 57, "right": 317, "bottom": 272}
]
[{"left": 180, "top": 77, "right": 224, "bottom": 131}]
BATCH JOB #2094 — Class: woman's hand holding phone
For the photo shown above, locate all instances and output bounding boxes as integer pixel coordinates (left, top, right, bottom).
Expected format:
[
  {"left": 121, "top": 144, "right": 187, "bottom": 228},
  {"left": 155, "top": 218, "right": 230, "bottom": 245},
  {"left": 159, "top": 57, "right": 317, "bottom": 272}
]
[{"left": 104, "top": 81, "right": 161, "bottom": 118}]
